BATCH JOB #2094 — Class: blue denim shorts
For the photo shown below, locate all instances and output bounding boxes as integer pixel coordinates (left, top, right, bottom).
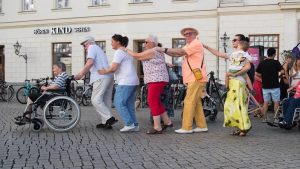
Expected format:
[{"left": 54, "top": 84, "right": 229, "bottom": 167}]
[{"left": 262, "top": 88, "right": 280, "bottom": 102}]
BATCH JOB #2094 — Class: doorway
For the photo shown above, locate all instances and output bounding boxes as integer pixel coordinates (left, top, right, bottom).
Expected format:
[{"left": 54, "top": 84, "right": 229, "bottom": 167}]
[{"left": 0, "top": 46, "right": 4, "bottom": 81}]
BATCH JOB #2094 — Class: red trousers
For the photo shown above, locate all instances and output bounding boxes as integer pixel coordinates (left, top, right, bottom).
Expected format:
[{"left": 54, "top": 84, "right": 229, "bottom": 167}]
[{"left": 147, "top": 82, "right": 168, "bottom": 116}]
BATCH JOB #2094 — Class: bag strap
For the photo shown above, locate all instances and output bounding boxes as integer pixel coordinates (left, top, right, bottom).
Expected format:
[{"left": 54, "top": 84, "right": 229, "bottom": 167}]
[
  {"left": 186, "top": 55, "right": 204, "bottom": 71},
  {"left": 297, "top": 43, "right": 300, "bottom": 47}
]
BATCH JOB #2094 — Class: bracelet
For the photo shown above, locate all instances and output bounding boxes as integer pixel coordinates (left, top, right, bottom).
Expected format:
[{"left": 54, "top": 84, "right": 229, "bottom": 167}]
[{"left": 164, "top": 48, "right": 168, "bottom": 53}]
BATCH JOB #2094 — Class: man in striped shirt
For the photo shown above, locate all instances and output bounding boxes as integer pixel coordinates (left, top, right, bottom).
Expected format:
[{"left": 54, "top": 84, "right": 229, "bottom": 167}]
[{"left": 15, "top": 62, "right": 69, "bottom": 125}]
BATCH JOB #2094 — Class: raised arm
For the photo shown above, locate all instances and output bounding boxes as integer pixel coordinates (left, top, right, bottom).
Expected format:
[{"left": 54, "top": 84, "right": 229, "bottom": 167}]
[
  {"left": 125, "top": 48, "right": 155, "bottom": 61},
  {"left": 203, "top": 44, "right": 229, "bottom": 59},
  {"left": 154, "top": 47, "right": 186, "bottom": 57}
]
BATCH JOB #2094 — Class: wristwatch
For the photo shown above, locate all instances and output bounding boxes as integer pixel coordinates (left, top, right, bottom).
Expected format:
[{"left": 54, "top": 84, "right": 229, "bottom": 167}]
[{"left": 164, "top": 48, "right": 168, "bottom": 53}]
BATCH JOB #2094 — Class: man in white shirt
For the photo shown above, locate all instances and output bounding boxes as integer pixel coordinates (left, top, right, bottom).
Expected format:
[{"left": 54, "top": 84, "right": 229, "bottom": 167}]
[{"left": 75, "top": 36, "right": 118, "bottom": 129}]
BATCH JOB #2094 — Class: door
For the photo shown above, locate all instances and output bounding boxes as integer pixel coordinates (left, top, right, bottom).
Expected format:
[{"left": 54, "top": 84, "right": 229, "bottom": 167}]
[{"left": 0, "top": 46, "right": 4, "bottom": 80}]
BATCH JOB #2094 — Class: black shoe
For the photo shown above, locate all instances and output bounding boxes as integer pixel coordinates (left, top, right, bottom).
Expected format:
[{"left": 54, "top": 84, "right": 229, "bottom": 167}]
[
  {"left": 96, "top": 123, "right": 112, "bottom": 129},
  {"left": 105, "top": 117, "right": 118, "bottom": 126},
  {"left": 278, "top": 121, "right": 286, "bottom": 128},
  {"left": 15, "top": 117, "right": 31, "bottom": 126}
]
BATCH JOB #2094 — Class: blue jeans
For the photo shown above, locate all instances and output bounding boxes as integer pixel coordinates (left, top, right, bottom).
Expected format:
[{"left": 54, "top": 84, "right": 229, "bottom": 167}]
[
  {"left": 282, "top": 97, "right": 300, "bottom": 125},
  {"left": 114, "top": 85, "right": 138, "bottom": 126}
]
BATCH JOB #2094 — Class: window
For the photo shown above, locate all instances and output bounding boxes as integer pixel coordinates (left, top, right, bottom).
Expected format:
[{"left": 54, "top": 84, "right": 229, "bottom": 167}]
[
  {"left": 132, "top": 0, "right": 149, "bottom": 3},
  {"left": 0, "top": 0, "right": 2, "bottom": 13},
  {"left": 92, "top": 0, "right": 107, "bottom": 5},
  {"left": 172, "top": 38, "right": 186, "bottom": 66},
  {"left": 172, "top": 38, "right": 186, "bottom": 77},
  {"left": 56, "top": 0, "right": 69, "bottom": 9},
  {"left": 249, "top": 34, "right": 279, "bottom": 58},
  {"left": 96, "top": 41, "right": 106, "bottom": 53},
  {"left": 53, "top": 43, "right": 72, "bottom": 75},
  {"left": 23, "top": 0, "right": 35, "bottom": 11}
]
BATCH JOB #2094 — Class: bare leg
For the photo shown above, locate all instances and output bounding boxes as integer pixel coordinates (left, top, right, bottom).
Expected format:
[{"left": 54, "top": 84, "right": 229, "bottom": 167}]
[
  {"left": 161, "top": 112, "right": 172, "bottom": 125},
  {"left": 152, "top": 115, "right": 162, "bottom": 131}
]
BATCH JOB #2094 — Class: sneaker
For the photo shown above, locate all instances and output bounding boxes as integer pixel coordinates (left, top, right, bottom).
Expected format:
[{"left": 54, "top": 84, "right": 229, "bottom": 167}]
[
  {"left": 175, "top": 128, "right": 193, "bottom": 134},
  {"left": 120, "top": 124, "right": 136, "bottom": 132},
  {"left": 193, "top": 127, "right": 208, "bottom": 133},
  {"left": 133, "top": 125, "right": 140, "bottom": 132}
]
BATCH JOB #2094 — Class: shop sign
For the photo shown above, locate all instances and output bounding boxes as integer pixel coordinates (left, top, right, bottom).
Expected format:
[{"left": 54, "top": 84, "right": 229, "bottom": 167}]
[{"left": 34, "top": 26, "right": 90, "bottom": 35}]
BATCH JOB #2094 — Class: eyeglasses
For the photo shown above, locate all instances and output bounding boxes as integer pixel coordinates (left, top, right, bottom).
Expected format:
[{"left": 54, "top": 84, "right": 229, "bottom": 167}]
[
  {"left": 144, "top": 41, "right": 151, "bottom": 44},
  {"left": 183, "top": 32, "right": 195, "bottom": 37},
  {"left": 232, "top": 39, "right": 239, "bottom": 42}
]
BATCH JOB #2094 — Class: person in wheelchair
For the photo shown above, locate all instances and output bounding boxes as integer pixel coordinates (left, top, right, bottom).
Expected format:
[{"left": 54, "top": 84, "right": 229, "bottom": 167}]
[
  {"left": 279, "top": 81, "right": 300, "bottom": 129},
  {"left": 15, "top": 62, "right": 69, "bottom": 125}
]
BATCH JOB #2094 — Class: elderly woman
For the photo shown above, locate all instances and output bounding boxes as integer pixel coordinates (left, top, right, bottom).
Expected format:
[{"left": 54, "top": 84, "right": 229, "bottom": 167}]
[
  {"left": 98, "top": 34, "right": 139, "bottom": 132},
  {"left": 124, "top": 34, "right": 172, "bottom": 134},
  {"left": 15, "top": 62, "right": 69, "bottom": 125}
]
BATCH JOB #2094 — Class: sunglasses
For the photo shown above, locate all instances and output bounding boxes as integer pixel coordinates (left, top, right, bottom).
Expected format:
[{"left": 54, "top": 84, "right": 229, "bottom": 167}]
[
  {"left": 144, "top": 41, "right": 152, "bottom": 44},
  {"left": 232, "top": 39, "right": 239, "bottom": 42},
  {"left": 183, "top": 32, "right": 195, "bottom": 37}
]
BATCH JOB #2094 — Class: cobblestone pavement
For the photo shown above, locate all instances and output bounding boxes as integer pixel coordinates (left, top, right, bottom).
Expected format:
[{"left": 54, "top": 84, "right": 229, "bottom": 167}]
[{"left": 0, "top": 101, "right": 300, "bottom": 169}]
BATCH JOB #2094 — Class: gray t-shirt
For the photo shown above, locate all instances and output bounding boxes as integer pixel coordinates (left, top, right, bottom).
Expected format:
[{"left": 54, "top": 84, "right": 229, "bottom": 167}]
[
  {"left": 87, "top": 44, "right": 113, "bottom": 84},
  {"left": 113, "top": 49, "right": 139, "bottom": 86}
]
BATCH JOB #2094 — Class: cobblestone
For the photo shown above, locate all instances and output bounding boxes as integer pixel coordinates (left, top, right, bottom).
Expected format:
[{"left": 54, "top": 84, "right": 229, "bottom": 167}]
[{"left": 0, "top": 101, "right": 300, "bottom": 169}]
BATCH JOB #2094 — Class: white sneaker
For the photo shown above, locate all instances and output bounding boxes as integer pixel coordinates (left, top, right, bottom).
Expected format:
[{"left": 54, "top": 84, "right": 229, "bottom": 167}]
[
  {"left": 132, "top": 125, "right": 140, "bottom": 132},
  {"left": 120, "top": 124, "right": 135, "bottom": 132},
  {"left": 193, "top": 127, "right": 208, "bottom": 133},
  {"left": 175, "top": 128, "right": 193, "bottom": 134}
]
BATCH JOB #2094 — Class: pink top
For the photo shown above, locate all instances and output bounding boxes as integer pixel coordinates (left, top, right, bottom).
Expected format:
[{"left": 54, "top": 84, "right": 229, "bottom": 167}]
[
  {"left": 294, "top": 81, "right": 300, "bottom": 99},
  {"left": 182, "top": 39, "right": 208, "bottom": 84},
  {"left": 142, "top": 50, "right": 169, "bottom": 84}
]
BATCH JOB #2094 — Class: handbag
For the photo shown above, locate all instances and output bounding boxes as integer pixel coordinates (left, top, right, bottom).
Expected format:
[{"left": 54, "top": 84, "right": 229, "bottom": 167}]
[{"left": 187, "top": 56, "right": 204, "bottom": 81}]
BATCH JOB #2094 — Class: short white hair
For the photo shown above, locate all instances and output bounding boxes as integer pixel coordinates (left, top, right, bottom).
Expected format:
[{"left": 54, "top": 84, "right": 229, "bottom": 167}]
[{"left": 147, "top": 34, "right": 158, "bottom": 46}]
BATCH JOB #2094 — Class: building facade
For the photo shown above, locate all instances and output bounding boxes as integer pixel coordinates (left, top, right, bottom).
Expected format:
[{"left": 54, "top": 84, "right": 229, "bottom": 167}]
[{"left": 0, "top": 0, "right": 299, "bottom": 82}]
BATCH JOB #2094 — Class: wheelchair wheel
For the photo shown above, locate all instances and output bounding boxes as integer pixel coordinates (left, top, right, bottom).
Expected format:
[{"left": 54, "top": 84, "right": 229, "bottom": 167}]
[
  {"left": 32, "top": 118, "right": 44, "bottom": 132},
  {"left": 43, "top": 96, "right": 81, "bottom": 132}
]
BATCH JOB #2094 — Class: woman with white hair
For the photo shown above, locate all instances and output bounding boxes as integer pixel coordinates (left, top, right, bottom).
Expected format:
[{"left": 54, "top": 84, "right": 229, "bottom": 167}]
[{"left": 123, "top": 34, "right": 173, "bottom": 134}]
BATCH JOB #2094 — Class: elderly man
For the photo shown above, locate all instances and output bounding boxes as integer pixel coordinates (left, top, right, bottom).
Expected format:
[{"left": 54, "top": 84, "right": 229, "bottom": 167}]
[
  {"left": 155, "top": 26, "right": 208, "bottom": 134},
  {"left": 74, "top": 36, "right": 118, "bottom": 129}
]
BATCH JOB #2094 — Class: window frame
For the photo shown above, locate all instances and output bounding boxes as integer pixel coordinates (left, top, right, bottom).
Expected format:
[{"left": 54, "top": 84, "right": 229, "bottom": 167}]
[
  {"left": 52, "top": 42, "right": 72, "bottom": 76},
  {"left": 22, "top": 0, "right": 35, "bottom": 11},
  {"left": 0, "top": 0, "right": 2, "bottom": 13},
  {"left": 172, "top": 38, "right": 186, "bottom": 66},
  {"left": 249, "top": 34, "right": 280, "bottom": 59},
  {"left": 55, "top": 0, "right": 70, "bottom": 9},
  {"left": 91, "top": 0, "right": 108, "bottom": 6}
]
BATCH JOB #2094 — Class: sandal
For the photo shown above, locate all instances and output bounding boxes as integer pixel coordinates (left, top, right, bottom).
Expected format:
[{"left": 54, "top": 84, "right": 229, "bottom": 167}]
[
  {"left": 231, "top": 130, "right": 241, "bottom": 136},
  {"left": 239, "top": 132, "right": 247, "bottom": 136},
  {"left": 146, "top": 128, "right": 162, "bottom": 134},
  {"left": 162, "top": 123, "right": 173, "bottom": 130}
]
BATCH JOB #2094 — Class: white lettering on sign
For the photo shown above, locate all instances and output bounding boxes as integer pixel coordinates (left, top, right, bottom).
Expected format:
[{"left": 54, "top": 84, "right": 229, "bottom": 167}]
[{"left": 34, "top": 27, "right": 91, "bottom": 35}]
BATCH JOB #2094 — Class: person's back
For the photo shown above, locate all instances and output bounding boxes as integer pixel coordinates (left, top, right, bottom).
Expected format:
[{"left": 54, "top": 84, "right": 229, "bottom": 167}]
[
  {"left": 87, "top": 44, "right": 112, "bottom": 84},
  {"left": 257, "top": 59, "right": 282, "bottom": 89}
]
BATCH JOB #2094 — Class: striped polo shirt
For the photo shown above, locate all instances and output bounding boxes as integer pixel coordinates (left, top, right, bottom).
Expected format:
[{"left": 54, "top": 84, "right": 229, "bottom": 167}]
[{"left": 51, "top": 72, "right": 69, "bottom": 89}]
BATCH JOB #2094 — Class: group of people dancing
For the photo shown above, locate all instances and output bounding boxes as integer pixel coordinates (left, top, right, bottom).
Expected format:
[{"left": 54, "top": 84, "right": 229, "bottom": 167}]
[
  {"left": 72, "top": 25, "right": 256, "bottom": 136},
  {"left": 18, "top": 25, "right": 297, "bottom": 136}
]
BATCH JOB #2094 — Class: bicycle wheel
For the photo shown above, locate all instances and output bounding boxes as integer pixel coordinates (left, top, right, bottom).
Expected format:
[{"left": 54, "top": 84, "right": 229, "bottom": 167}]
[
  {"left": 16, "top": 87, "right": 28, "bottom": 104},
  {"left": 44, "top": 96, "right": 81, "bottom": 132},
  {"left": 1, "top": 85, "right": 14, "bottom": 101},
  {"left": 82, "top": 88, "right": 92, "bottom": 106},
  {"left": 74, "top": 86, "right": 84, "bottom": 104}
]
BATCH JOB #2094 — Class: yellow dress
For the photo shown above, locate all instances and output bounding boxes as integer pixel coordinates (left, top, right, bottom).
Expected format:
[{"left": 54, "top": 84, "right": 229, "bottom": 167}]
[{"left": 223, "top": 79, "right": 251, "bottom": 131}]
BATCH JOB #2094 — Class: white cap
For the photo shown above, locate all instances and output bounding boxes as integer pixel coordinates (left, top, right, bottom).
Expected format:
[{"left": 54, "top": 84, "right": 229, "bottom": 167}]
[{"left": 80, "top": 36, "right": 95, "bottom": 45}]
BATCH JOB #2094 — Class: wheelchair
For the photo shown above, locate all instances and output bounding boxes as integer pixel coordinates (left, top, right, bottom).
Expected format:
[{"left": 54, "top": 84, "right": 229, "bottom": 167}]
[
  {"left": 267, "top": 95, "right": 300, "bottom": 131},
  {"left": 14, "top": 77, "right": 81, "bottom": 132}
]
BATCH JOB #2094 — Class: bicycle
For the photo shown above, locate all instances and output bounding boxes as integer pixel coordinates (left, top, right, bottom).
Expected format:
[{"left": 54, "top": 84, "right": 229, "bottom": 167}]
[
  {"left": 74, "top": 84, "right": 93, "bottom": 106},
  {"left": 206, "top": 71, "right": 226, "bottom": 111},
  {"left": 16, "top": 78, "right": 49, "bottom": 104},
  {"left": 0, "top": 80, "right": 14, "bottom": 102}
]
